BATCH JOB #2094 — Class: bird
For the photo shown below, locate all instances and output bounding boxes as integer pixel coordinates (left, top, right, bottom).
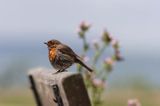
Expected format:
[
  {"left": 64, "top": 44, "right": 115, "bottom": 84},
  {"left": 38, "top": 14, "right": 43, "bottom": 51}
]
[{"left": 44, "top": 39, "right": 93, "bottom": 73}]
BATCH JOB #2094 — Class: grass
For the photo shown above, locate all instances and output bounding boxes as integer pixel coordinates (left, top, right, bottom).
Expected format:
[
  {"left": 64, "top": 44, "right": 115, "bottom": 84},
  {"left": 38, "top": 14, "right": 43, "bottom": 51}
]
[
  {"left": 103, "top": 89, "right": 160, "bottom": 106},
  {"left": 0, "top": 89, "right": 35, "bottom": 106},
  {"left": 0, "top": 88, "right": 160, "bottom": 106}
]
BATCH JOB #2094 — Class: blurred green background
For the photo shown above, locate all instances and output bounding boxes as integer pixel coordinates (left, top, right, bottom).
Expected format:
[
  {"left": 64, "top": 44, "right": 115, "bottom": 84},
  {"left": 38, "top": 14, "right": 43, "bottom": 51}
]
[{"left": 0, "top": 0, "right": 160, "bottom": 106}]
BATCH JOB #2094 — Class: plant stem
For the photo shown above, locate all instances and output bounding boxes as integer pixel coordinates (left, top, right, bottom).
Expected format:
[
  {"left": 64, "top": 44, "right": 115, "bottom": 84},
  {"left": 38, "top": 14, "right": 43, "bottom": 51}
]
[{"left": 93, "top": 43, "right": 107, "bottom": 65}]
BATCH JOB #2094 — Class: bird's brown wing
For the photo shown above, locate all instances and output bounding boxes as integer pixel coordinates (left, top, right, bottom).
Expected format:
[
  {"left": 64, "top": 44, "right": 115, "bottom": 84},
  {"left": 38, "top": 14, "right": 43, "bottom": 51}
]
[{"left": 57, "top": 44, "right": 78, "bottom": 59}]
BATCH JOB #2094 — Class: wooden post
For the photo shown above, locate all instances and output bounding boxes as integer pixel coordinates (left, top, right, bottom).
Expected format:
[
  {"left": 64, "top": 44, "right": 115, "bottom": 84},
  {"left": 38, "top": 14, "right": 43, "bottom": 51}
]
[{"left": 28, "top": 69, "right": 91, "bottom": 106}]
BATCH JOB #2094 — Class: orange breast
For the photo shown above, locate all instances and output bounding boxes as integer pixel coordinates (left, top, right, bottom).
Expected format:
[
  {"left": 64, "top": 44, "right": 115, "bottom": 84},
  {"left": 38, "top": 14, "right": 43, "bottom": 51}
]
[{"left": 49, "top": 48, "right": 56, "bottom": 61}]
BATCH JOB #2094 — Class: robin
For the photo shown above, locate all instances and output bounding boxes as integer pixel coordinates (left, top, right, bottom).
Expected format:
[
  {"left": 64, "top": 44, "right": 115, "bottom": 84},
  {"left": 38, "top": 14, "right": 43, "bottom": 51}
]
[{"left": 44, "top": 39, "right": 93, "bottom": 73}]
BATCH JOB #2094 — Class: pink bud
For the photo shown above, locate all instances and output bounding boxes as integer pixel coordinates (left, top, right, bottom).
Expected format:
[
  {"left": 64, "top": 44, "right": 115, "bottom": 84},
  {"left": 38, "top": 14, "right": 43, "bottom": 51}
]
[
  {"left": 114, "top": 49, "right": 123, "bottom": 61},
  {"left": 128, "top": 99, "right": 141, "bottom": 106},
  {"left": 111, "top": 39, "right": 119, "bottom": 49},
  {"left": 104, "top": 57, "right": 115, "bottom": 66},
  {"left": 83, "top": 56, "right": 90, "bottom": 62},
  {"left": 92, "top": 78, "right": 105, "bottom": 88},
  {"left": 79, "top": 21, "right": 91, "bottom": 32}
]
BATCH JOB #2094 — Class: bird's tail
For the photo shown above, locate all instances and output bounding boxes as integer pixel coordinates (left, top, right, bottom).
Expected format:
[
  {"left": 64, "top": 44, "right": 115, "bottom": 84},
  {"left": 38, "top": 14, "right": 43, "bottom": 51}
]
[{"left": 75, "top": 58, "right": 93, "bottom": 72}]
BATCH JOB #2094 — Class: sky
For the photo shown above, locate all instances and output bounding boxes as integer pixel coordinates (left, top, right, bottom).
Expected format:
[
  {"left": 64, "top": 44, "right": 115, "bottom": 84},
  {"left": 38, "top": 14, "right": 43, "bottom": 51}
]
[
  {"left": 0, "top": 0, "right": 160, "bottom": 53},
  {"left": 0, "top": 0, "right": 160, "bottom": 87}
]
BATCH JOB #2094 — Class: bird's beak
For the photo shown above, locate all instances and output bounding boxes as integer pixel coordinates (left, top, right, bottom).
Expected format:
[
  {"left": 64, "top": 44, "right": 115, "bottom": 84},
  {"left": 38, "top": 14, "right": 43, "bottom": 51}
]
[{"left": 44, "top": 42, "right": 48, "bottom": 45}]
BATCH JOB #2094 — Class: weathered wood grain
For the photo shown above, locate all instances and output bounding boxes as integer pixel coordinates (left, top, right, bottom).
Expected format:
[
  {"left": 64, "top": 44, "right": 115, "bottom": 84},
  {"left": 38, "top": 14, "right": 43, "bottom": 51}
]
[{"left": 28, "top": 69, "right": 91, "bottom": 106}]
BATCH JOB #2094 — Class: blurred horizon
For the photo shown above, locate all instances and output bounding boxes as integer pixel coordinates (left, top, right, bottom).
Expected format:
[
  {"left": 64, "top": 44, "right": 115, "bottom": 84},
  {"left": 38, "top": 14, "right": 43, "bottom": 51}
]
[{"left": 0, "top": 32, "right": 160, "bottom": 90}]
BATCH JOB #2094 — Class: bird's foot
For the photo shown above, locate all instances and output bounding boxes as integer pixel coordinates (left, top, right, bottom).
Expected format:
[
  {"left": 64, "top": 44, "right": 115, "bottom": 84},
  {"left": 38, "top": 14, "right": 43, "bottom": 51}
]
[
  {"left": 60, "top": 69, "right": 67, "bottom": 72},
  {"left": 52, "top": 69, "right": 61, "bottom": 74},
  {"left": 52, "top": 69, "right": 66, "bottom": 74}
]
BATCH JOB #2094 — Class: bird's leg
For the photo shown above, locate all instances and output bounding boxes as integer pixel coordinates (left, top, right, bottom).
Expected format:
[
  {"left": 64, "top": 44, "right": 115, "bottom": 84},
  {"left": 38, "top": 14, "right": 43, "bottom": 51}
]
[
  {"left": 53, "top": 68, "right": 66, "bottom": 74},
  {"left": 60, "top": 69, "right": 67, "bottom": 72},
  {"left": 52, "top": 69, "right": 61, "bottom": 74}
]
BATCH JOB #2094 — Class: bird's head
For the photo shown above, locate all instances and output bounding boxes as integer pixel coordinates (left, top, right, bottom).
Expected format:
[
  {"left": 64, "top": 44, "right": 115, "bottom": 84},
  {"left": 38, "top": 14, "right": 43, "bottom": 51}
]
[{"left": 44, "top": 39, "right": 61, "bottom": 48}]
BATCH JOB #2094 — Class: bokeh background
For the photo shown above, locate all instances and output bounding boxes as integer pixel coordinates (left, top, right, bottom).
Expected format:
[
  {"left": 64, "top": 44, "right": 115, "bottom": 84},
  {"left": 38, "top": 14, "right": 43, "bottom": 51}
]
[{"left": 0, "top": 0, "right": 160, "bottom": 106}]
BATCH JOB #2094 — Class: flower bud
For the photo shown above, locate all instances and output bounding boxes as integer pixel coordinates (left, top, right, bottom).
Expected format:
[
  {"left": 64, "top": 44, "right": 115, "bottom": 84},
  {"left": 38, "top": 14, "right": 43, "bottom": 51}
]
[
  {"left": 128, "top": 99, "right": 141, "bottom": 106},
  {"left": 104, "top": 57, "right": 115, "bottom": 72},
  {"left": 92, "top": 78, "right": 105, "bottom": 88},
  {"left": 102, "top": 30, "right": 112, "bottom": 44},
  {"left": 82, "top": 56, "right": 90, "bottom": 62},
  {"left": 111, "top": 39, "right": 119, "bottom": 49},
  {"left": 79, "top": 21, "right": 91, "bottom": 32},
  {"left": 104, "top": 57, "right": 115, "bottom": 66},
  {"left": 114, "top": 49, "right": 123, "bottom": 61}
]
